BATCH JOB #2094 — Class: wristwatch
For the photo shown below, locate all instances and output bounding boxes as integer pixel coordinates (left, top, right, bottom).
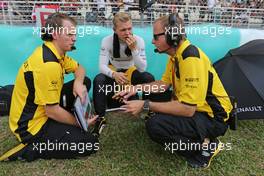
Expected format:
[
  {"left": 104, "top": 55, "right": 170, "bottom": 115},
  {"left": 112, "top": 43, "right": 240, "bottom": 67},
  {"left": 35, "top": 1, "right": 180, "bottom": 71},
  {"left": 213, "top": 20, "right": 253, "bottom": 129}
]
[{"left": 143, "top": 100, "right": 150, "bottom": 112}]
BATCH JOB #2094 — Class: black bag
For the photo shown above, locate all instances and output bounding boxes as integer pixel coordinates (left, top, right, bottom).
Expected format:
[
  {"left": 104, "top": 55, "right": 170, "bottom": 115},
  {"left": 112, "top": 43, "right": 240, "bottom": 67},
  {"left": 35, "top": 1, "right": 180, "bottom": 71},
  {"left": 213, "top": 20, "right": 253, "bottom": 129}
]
[{"left": 0, "top": 85, "right": 14, "bottom": 116}]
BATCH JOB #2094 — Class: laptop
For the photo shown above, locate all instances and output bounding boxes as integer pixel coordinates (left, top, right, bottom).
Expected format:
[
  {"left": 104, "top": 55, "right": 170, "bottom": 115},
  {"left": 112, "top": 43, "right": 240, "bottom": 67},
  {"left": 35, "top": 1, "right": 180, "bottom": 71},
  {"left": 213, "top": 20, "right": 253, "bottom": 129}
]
[{"left": 73, "top": 94, "right": 92, "bottom": 132}]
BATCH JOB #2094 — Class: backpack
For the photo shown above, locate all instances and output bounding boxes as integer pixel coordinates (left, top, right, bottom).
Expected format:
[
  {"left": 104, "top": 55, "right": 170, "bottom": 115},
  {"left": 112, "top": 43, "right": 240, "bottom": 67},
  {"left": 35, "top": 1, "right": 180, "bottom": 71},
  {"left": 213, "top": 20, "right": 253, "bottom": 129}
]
[{"left": 0, "top": 85, "right": 14, "bottom": 116}]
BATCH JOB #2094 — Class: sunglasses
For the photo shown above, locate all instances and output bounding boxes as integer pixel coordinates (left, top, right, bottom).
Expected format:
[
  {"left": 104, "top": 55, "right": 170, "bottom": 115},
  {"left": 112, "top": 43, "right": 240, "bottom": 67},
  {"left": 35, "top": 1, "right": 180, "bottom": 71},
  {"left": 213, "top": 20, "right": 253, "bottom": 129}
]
[{"left": 153, "top": 33, "right": 165, "bottom": 40}]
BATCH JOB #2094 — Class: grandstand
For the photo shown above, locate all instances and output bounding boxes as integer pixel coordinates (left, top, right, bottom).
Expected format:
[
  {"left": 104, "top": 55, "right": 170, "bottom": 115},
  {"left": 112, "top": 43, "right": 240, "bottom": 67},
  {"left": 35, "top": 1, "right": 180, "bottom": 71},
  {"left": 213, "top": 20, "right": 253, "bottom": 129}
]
[{"left": 0, "top": 0, "right": 263, "bottom": 28}]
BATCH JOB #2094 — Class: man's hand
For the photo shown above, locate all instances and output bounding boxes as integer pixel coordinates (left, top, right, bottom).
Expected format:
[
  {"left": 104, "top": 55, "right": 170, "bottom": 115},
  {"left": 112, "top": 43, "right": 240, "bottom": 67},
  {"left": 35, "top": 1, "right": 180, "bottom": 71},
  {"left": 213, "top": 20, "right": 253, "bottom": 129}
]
[
  {"left": 112, "top": 85, "right": 137, "bottom": 101},
  {"left": 112, "top": 72, "right": 129, "bottom": 85},
  {"left": 125, "top": 35, "right": 137, "bottom": 51},
  {"left": 87, "top": 115, "right": 98, "bottom": 126},
  {"left": 73, "top": 81, "right": 87, "bottom": 104},
  {"left": 121, "top": 100, "right": 144, "bottom": 116}
]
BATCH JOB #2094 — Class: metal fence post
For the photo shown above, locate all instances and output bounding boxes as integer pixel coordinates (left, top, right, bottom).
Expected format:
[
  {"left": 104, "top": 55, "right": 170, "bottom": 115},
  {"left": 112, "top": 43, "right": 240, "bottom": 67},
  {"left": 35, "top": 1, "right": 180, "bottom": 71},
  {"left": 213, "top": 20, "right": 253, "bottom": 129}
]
[
  {"left": 2, "top": 2, "right": 6, "bottom": 24},
  {"left": 140, "top": 11, "right": 144, "bottom": 27},
  {"left": 8, "top": 1, "right": 12, "bottom": 25},
  {"left": 231, "top": 7, "right": 234, "bottom": 26}
]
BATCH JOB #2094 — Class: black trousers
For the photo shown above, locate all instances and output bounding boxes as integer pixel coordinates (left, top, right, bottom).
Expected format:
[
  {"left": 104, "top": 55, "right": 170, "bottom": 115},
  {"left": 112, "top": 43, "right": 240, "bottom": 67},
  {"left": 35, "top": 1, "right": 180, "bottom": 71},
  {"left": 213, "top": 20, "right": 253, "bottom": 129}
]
[
  {"left": 144, "top": 92, "right": 228, "bottom": 156},
  {"left": 93, "top": 70, "right": 155, "bottom": 117},
  {"left": 18, "top": 77, "right": 99, "bottom": 161}
]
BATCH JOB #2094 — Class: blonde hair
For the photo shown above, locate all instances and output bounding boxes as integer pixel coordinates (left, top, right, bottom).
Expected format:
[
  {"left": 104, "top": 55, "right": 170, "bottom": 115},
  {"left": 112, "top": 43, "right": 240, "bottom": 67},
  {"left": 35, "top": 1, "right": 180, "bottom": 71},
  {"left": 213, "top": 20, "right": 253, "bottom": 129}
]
[
  {"left": 155, "top": 15, "right": 170, "bottom": 30},
  {"left": 154, "top": 13, "right": 186, "bottom": 40},
  {"left": 113, "top": 12, "right": 131, "bottom": 29}
]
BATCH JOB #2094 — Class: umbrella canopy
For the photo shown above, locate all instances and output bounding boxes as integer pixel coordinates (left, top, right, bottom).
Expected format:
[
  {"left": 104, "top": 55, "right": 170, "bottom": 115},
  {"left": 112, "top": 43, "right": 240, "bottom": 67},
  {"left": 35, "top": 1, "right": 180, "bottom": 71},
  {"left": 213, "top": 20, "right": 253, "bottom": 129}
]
[{"left": 214, "top": 39, "right": 264, "bottom": 120}]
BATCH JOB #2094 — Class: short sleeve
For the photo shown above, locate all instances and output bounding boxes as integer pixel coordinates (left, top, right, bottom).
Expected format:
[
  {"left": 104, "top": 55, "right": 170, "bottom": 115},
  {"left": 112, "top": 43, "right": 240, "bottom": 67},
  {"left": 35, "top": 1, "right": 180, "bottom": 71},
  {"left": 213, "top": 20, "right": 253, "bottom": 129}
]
[
  {"left": 161, "top": 58, "right": 173, "bottom": 85},
  {"left": 34, "top": 62, "right": 62, "bottom": 105},
  {"left": 177, "top": 57, "right": 207, "bottom": 106},
  {"left": 63, "top": 55, "right": 79, "bottom": 74}
]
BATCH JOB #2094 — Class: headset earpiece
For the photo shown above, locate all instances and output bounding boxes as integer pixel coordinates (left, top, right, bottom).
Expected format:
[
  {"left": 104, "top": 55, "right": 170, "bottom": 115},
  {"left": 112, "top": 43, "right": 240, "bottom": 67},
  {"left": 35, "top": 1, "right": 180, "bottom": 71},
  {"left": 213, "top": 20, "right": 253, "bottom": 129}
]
[
  {"left": 165, "top": 13, "right": 182, "bottom": 48},
  {"left": 41, "top": 27, "right": 53, "bottom": 41}
]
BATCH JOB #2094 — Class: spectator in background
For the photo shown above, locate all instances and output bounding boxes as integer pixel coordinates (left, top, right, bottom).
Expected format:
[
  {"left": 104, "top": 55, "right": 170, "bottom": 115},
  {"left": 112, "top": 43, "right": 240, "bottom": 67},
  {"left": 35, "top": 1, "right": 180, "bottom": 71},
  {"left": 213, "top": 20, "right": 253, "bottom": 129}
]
[
  {"left": 123, "top": 0, "right": 134, "bottom": 11},
  {"left": 207, "top": 0, "right": 216, "bottom": 21},
  {"left": 96, "top": 0, "right": 106, "bottom": 22},
  {"left": 97, "top": 0, "right": 106, "bottom": 11},
  {"left": 109, "top": 0, "right": 121, "bottom": 15},
  {"left": 63, "top": 0, "right": 80, "bottom": 16}
]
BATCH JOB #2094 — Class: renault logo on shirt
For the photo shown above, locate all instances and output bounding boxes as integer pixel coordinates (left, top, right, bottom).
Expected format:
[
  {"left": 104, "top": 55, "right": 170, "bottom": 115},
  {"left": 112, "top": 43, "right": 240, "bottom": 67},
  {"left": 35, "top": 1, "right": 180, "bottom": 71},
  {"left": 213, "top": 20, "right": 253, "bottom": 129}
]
[
  {"left": 48, "top": 80, "right": 58, "bottom": 91},
  {"left": 23, "top": 61, "right": 29, "bottom": 71},
  {"left": 51, "top": 80, "right": 57, "bottom": 85}
]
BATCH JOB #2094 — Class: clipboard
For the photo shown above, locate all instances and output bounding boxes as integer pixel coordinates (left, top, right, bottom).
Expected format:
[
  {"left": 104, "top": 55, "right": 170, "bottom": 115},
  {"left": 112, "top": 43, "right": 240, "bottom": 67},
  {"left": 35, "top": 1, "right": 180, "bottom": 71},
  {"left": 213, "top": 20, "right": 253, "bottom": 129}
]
[{"left": 73, "top": 94, "right": 92, "bottom": 132}]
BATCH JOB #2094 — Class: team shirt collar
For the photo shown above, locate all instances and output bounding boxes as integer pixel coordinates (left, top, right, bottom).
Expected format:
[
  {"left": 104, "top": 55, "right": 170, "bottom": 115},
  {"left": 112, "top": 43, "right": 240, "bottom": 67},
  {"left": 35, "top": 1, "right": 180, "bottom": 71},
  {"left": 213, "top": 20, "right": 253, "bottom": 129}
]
[
  {"left": 170, "top": 39, "right": 190, "bottom": 62},
  {"left": 44, "top": 41, "right": 64, "bottom": 61}
]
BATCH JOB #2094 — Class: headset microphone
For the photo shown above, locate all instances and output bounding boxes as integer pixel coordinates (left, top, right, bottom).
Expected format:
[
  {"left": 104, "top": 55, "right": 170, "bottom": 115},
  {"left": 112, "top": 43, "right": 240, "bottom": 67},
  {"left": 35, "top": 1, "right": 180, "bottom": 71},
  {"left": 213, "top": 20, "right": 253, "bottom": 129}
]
[
  {"left": 154, "top": 47, "right": 171, "bottom": 54},
  {"left": 71, "top": 46, "right": 76, "bottom": 50}
]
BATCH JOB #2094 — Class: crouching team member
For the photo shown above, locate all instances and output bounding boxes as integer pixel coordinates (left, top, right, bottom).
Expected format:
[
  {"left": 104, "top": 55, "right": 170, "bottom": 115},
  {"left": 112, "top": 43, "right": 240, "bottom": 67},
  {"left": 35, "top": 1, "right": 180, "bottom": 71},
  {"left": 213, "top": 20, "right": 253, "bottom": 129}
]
[
  {"left": 1, "top": 13, "right": 99, "bottom": 161},
  {"left": 114, "top": 13, "right": 233, "bottom": 168},
  {"left": 92, "top": 12, "right": 155, "bottom": 135}
]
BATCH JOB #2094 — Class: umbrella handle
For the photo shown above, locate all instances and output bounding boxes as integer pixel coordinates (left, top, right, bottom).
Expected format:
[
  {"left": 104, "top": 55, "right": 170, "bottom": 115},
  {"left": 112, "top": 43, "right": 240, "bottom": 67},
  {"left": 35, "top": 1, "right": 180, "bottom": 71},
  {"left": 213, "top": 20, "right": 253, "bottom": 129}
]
[{"left": 228, "top": 96, "right": 238, "bottom": 130}]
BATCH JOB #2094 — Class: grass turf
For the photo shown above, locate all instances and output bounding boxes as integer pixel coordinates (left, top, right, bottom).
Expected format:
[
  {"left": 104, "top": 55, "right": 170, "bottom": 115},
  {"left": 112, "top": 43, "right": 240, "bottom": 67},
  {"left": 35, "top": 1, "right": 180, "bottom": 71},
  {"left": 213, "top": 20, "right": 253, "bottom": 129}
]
[{"left": 0, "top": 113, "right": 264, "bottom": 176}]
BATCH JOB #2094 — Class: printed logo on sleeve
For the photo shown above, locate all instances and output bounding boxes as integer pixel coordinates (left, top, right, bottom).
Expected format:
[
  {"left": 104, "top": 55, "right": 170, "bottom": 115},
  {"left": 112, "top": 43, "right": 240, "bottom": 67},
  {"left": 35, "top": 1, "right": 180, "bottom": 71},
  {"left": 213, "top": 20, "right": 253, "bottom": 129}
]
[{"left": 48, "top": 80, "right": 58, "bottom": 91}]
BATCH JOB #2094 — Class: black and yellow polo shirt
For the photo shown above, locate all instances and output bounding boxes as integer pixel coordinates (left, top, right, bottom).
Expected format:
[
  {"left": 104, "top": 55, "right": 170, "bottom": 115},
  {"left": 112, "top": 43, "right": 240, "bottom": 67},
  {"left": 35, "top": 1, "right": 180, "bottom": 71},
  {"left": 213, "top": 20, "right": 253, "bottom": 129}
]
[
  {"left": 161, "top": 40, "right": 233, "bottom": 121},
  {"left": 9, "top": 41, "right": 78, "bottom": 143}
]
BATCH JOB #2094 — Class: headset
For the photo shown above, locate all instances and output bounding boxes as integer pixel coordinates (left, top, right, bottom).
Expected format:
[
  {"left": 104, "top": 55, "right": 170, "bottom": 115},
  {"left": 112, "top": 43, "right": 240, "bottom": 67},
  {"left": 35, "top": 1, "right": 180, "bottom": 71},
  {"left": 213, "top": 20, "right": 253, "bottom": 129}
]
[
  {"left": 154, "top": 13, "right": 185, "bottom": 53},
  {"left": 165, "top": 13, "right": 184, "bottom": 48},
  {"left": 41, "top": 13, "right": 60, "bottom": 41}
]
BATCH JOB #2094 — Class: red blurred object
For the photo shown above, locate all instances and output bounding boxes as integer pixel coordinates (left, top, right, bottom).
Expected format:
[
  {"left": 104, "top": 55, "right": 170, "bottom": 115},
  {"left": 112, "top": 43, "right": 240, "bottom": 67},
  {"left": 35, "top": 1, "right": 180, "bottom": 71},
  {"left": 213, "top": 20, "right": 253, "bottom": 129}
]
[{"left": 32, "top": 4, "right": 60, "bottom": 21}]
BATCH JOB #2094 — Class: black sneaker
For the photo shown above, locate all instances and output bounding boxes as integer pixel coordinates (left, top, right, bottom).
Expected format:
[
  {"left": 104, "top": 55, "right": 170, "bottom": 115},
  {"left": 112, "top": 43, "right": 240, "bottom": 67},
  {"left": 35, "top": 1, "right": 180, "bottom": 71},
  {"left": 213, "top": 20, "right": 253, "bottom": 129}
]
[
  {"left": 8, "top": 150, "right": 24, "bottom": 161},
  {"left": 7, "top": 144, "right": 28, "bottom": 161},
  {"left": 91, "top": 116, "right": 106, "bottom": 137},
  {"left": 186, "top": 139, "right": 223, "bottom": 169}
]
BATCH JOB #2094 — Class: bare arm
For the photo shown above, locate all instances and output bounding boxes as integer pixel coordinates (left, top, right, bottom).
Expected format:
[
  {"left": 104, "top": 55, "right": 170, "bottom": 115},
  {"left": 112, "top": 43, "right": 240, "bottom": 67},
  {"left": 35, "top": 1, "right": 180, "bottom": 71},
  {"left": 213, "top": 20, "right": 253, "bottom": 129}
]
[
  {"left": 45, "top": 104, "right": 98, "bottom": 126},
  {"left": 122, "top": 99, "right": 196, "bottom": 117},
  {"left": 45, "top": 104, "right": 79, "bottom": 126},
  {"left": 149, "top": 101, "right": 196, "bottom": 117},
  {"left": 74, "top": 64, "right": 86, "bottom": 85},
  {"left": 73, "top": 64, "right": 87, "bottom": 104}
]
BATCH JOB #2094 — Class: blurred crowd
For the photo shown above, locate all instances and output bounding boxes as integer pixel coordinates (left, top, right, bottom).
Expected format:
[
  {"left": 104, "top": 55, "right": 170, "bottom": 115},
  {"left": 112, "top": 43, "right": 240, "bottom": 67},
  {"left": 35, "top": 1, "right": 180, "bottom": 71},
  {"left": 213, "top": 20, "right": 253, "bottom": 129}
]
[
  {"left": 0, "top": 0, "right": 263, "bottom": 25},
  {"left": 154, "top": 0, "right": 264, "bottom": 9},
  {"left": 2, "top": 0, "right": 263, "bottom": 9}
]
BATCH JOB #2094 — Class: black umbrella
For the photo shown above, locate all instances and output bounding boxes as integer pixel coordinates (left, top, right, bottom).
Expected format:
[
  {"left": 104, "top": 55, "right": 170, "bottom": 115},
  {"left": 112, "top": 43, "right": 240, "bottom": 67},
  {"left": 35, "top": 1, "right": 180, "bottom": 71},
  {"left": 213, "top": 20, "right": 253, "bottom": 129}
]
[{"left": 214, "top": 39, "right": 264, "bottom": 120}]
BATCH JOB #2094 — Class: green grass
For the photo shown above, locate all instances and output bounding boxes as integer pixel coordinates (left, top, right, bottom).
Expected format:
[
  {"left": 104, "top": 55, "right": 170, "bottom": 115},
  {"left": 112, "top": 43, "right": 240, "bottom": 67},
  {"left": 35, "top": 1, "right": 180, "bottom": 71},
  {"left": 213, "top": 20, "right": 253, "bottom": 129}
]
[{"left": 0, "top": 113, "right": 264, "bottom": 176}]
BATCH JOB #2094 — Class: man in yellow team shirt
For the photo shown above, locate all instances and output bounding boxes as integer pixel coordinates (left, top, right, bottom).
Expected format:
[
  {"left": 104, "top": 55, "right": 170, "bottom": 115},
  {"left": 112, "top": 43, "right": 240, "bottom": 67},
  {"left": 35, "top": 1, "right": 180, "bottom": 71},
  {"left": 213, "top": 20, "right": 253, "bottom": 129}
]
[
  {"left": 114, "top": 13, "right": 233, "bottom": 168},
  {"left": 6, "top": 13, "right": 99, "bottom": 161}
]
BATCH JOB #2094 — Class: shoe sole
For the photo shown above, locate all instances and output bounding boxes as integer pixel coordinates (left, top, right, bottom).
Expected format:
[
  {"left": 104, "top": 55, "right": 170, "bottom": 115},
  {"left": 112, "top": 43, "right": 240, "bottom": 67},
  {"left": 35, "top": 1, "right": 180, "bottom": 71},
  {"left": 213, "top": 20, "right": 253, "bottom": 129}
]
[
  {"left": 205, "top": 140, "right": 223, "bottom": 169},
  {"left": 98, "top": 124, "right": 106, "bottom": 134}
]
